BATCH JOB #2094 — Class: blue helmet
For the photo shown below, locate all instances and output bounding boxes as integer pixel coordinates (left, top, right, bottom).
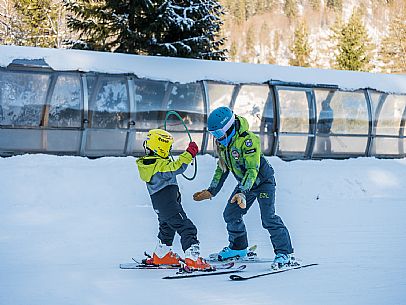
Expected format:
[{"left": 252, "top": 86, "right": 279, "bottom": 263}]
[{"left": 207, "top": 106, "right": 236, "bottom": 146}]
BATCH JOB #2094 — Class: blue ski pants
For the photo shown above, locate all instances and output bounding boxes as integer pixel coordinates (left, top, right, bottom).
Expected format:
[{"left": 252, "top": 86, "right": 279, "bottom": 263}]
[{"left": 223, "top": 180, "right": 293, "bottom": 255}]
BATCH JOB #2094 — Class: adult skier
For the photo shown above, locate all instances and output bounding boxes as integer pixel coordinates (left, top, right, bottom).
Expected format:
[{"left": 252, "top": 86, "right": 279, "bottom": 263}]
[
  {"left": 136, "top": 129, "right": 211, "bottom": 270},
  {"left": 193, "top": 106, "right": 294, "bottom": 267}
]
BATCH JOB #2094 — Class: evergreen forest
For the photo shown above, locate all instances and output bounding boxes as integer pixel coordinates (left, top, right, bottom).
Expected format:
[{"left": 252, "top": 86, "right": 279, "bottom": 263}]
[{"left": 0, "top": 0, "right": 405, "bottom": 73}]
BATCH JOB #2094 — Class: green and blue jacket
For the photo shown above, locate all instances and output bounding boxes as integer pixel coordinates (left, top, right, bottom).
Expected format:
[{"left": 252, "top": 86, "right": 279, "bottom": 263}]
[{"left": 207, "top": 115, "right": 274, "bottom": 196}]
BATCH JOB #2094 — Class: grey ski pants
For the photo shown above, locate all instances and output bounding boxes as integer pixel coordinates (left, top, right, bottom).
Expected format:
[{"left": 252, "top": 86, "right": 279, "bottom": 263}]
[{"left": 223, "top": 181, "right": 293, "bottom": 254}]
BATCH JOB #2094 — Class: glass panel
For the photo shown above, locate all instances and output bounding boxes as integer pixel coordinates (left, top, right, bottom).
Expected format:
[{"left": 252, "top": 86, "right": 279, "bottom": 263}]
[
  {"left": 165, "top": 83, "right": 205, "bottom": 151},
  {"left": 48, "top": 74, "right": 82, "bottom": 128},
  {"left": 277, "top": 135, "right": 308, "bottom": 154},
  {"left": 369, "top": 91, "right": 384, "bottom": 122},
  {"left": 314, "top": 136, "right": 367, "bottom": 154},
  {"left": 207, "top": 82, "right": 234, "bottom": 109},
  {"left": 90, "top": 77, "right": 129, "bottom": 129},
  {"left": 43, "top": 130, "right": 81, "bottom": 152},
  {"left": 205, "top": 134, "right": 216, "bottom": 153},
  {"left": 233, "top": 85, "right": 269, "bottom": 132},
  {"left": 315, "top": 90, "right": 369, "bottom": 135},
  {"left": 372, "top": 137, "right": 402, "bottom": 155},
  {"left": 86, "top": 129, "right": 127, "bottom": 154},
  {"left": 278, "top": 90, "right": 309, "bottom": 133},
  {"left": 261, "top": 132, "right": 275, "bottom": 156},
  {"left": 0, "top": 129, "right": 42, "bottom": 150},
  {"left": 376, "top": 94, "right": 406, "bottom": 136},
  {"left": 0, "top": 71, "right": 50, "bottom": 126},
  {"left": 86, "top": 75, "right": 97, "bottom": 100},
  {"left": 133, "top": 79, "right": 168, "bottom": 130},
  {"left": 261, "top": 98, "right": 275, "bottom": 155}
]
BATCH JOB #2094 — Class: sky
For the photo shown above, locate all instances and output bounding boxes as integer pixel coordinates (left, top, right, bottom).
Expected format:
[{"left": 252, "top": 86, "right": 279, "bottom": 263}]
[{"left": 1, "top": 153, "right": 405, "bottom": 305}]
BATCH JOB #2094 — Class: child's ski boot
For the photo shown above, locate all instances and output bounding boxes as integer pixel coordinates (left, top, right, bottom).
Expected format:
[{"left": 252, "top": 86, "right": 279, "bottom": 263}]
[
  {"left": 144, "top": 241, "right": 181, "bottom": 266},
  {"left": 184, "top": 244, "right": 213, "bottom": 271}
]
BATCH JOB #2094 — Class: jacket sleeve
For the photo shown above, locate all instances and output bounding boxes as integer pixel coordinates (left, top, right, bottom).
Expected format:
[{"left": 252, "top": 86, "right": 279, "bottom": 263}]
[
  {"left": 207, "top": 162, "right": 229, "bottom": 197},
  {"left": 158, "top": 151, "right": 193, "bottom": 176},
  {"left": 237, "top": 136, "right": 261, "bottom": 194}
]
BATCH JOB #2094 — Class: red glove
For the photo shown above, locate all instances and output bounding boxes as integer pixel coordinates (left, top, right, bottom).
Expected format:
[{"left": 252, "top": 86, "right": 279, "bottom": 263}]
[{"left": 186, "top": 142, "right": 199, "bottom": 158}]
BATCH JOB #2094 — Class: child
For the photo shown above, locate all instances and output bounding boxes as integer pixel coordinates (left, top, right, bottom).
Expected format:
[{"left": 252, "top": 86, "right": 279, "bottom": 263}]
[{"left": 136, "top": 129, "right": 211, "bottom": 270}]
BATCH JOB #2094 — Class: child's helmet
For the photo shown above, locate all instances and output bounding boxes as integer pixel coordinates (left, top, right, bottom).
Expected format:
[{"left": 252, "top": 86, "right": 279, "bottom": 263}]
[
  {"left": 207, "top": 106, "right": 236, "bottom": 146},
  {"left": 145, "top": 129, "right": 174, "bottom": 158}
]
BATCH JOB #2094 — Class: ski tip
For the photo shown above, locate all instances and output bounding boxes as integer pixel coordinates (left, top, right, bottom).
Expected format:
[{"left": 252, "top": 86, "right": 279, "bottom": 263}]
[
  {"left": 248, "top": 244, "right": 257, "bottom": 251},
  {"left": 229, "top": 274, "right": 245, "bottom": 281}
]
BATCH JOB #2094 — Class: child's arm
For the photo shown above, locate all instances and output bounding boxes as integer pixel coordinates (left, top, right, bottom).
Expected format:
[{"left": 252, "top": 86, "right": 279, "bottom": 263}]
[{"left": 158, "top": 142, "right": 197, "bottom": 176}]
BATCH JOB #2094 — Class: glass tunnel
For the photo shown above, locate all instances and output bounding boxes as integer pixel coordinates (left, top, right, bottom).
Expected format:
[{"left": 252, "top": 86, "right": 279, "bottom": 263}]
[{"left": 0, "top": 50, "right": 405, "bottom": 160}]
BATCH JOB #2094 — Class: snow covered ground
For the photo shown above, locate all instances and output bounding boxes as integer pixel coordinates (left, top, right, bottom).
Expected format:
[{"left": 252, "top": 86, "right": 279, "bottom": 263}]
[{"left": 1, "top": 154, "right": 405, "bottom": 305}]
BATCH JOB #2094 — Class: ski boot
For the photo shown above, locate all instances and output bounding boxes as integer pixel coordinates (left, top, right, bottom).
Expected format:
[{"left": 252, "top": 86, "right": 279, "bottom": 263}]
[
  {"left": 217, "top": 246, "right": 248, "bottom": 261},
  {"left": 271, "top": 253, "right": 291, "bottom": 270},
  {"left": 184, "top": 244, "right": 213, "bottom": 271},
  {"left": 144, "top": 241, "right": 181, "bottom": 266}
]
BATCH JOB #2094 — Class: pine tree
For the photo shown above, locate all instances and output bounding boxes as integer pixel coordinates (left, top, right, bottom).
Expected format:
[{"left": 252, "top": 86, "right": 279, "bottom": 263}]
[
  {"left": 380, "top": 8, "right": 406, "bottom": 73},
  {"left": 12, "top": 0, "right": 60, "bottom": 47},
  {"left": 234, "top": 0, "right": 246, "bottom": 24},
  {"left": 331, "top": 10, "right": 374, "bottom": 71},
  {"left": 309, "top": 0, "right": 320, "bottom": 10},
  {"left": 148, "top": 1, "right": 227, "bottom": 60},
  {"left": 289, "top": 20, "right": 312, "bottom": 67},
  {"left": 326, "top": 0, "right": 342, "bottom": 12},
  {"left": 284, "top": 0, "right": 297, "bottom": 19},
  {"left": 245, "top": 0, "right": 256, "bottom": 19},
  {"left": 65, "top": 0, "right": 227, "bottom": 60},
  {"left": 229, "top": 39, "right": 238, "bottom": 61},
  {"left": 0, "top": 0, "right": 17, "bottom": 45},
  {"left": 245, "top": 22, "right": 256, "bottom": 61},
  {"left": 259, "top": 21, "right": 270, "bottom": 61}
]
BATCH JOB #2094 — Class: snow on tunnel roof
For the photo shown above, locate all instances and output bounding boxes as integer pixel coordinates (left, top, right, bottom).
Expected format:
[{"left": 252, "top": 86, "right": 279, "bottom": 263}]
[{"left": 1, "top": 45, "right": 405, "bottom": 94}]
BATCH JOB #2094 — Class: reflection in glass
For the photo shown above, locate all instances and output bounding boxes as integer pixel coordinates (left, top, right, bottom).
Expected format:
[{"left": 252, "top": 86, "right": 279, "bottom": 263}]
[
  {"left": 376, "top": 95, "right": 406, "bottom": 136},
  {"left": 90, "top": 77, "right": 129, "bottom": 129},
  {"left": 165, "top": 83, "right": 205, "bottom": 151},
  {"left": 315, "top": 136, "right": 367, "bottom": 154},
  {"left": 48, "top": 74, "right": 82, "bottom": 128},
  {"left": 372, "top": 137, "right": 402, "bottom": 155},
  {"left": 278, "top": 90, "right": 309, "bottom": 133},
  {"left": 260, "top": 94, "right": 275, "bottom": 155},
  {"left": 134, "top": 79, "right": 168, "bottom": 130},
  {"left": 315, "top": 90, "right": 368, "bottom": 135},
  {"left": 313, "top": 90, "right": 369, "bottom": 156},
  {"left": 233, "top": 85, "right": 269, "bottom": 131},
  {"left": 0, "top": 71, "right": 50, "bottom": 126},
  {"left": 207, "top": 82, "right": 234, "bottom": 109},
  {"left": 277, "top": 135, "right": 308, "bottom": 154}
]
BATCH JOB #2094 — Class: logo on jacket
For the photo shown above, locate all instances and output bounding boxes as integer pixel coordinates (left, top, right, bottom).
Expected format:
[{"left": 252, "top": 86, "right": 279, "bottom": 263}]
[
  {"left": 231, "top": 150, "right": 240, "bottom": 160},
  {"left": 245, "top": 139, "right": 253, "bottom": 147}
]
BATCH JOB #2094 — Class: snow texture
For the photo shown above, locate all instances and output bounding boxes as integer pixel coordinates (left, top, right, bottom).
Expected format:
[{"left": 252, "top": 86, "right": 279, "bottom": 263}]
[
  {"left": 0, "top": 154, "right": 405, "bottom": 305},
  {"left": 1, "top": 45, "right": 406, "bottom": 94}
]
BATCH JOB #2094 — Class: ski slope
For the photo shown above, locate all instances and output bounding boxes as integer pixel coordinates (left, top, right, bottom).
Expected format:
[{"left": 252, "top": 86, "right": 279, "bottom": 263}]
[{"left": 1, "top": 154, "right": 405, "bottom": 305}]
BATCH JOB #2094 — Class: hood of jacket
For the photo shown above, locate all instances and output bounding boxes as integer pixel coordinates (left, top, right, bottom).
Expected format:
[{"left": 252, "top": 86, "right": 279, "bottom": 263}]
[
  {"left": 236, "top": 115, "right": 249, "bottom": 136},
  {"left": 136, "top": 156, "right": 158, "bottom": 183}
]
